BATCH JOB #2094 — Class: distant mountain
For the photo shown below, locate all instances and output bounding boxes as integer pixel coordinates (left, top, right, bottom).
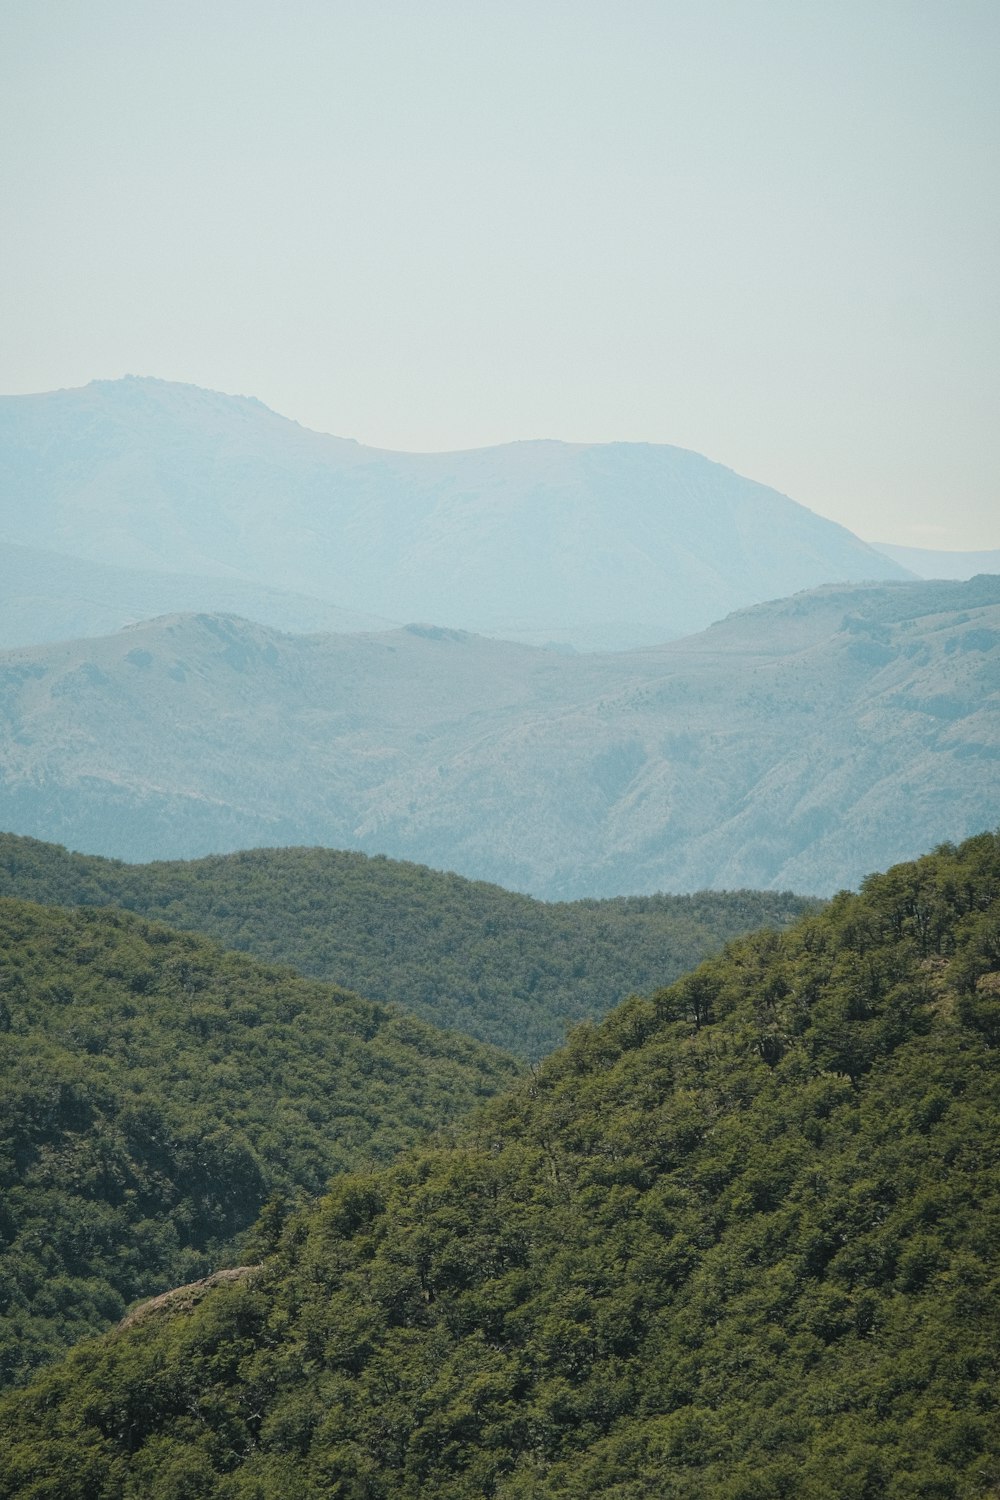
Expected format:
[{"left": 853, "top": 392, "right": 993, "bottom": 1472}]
[
  {"left": 0, "top": 835, "right": 815, "bottom": 1059},
  {"left": 4, "top": 834, "right": 998, "bottom": 1494},
  {"left": 0, "top": 576, "right": 996, "bottom": 895},
  {"left": 0, "top": 377, "right": 910, "bottom": 650},
  {"left": 871, "top": 540, "right": 1000, "bottom": 580},
  {"left": 0, "top": 541, "right": 394, "bottom": 648}
]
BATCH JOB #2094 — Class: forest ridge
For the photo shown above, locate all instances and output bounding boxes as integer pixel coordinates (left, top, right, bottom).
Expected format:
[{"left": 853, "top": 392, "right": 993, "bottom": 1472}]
[{"left": 0, "top": 834, "right": 815, "bottom": 1059}]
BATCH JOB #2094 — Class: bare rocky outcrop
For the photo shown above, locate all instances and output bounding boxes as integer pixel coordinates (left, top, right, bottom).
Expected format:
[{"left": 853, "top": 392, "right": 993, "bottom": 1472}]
[{"left": 116, "top": 1265, "right": 263, "bottom": 1332}]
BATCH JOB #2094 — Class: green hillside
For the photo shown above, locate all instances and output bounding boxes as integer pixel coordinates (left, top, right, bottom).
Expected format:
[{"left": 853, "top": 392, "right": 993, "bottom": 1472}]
[
  {"left": 0, "top": 836, "right": 816, "bottom": 1059},
  {"left": 0, "top": 899, "right": 517, "bottom": 1390},
  {"left": 3, "top": 834, "right": 997, "bottom": 1497}
]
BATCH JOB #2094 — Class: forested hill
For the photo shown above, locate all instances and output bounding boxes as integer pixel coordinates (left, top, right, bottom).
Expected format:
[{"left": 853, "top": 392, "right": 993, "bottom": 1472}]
[
  {"left": 0, "top": 836, "right": 815, "bottom": 1059},
  {"left": 4, "top": 834, "right": 998, "bottom": 1497},
  {"left": 0, "top": 898, "right": 518, "bottom": 1389}
]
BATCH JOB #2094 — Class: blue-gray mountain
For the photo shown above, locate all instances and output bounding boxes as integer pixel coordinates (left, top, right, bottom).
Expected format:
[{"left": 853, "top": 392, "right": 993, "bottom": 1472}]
[
  {"left": 0, "top": 577, "right": 996, "bottom": 896},
  {"left": 0, "top": 376, "right": 909, "bottom": 650},
  {"left": 0, "top": 541, "right": 393, "bottom": 650}
]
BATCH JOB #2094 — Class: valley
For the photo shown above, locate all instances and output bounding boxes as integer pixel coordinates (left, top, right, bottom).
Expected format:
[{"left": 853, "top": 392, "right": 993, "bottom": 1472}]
[
  {"left": 6, "top": 3, "right": 998, "bottom": 1489},
  {"left": 2, "top": 834, "right": 997, "bottom": 1495}
]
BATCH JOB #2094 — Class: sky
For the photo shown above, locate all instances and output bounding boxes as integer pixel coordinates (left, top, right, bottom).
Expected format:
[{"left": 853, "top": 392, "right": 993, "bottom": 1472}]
[{"left": 1, "top": 0, "right": 997, "bottom": 549}]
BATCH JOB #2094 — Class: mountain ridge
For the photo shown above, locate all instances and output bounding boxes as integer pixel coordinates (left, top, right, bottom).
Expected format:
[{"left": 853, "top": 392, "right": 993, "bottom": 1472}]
[{"left": 0, "top": 575, "right": 996, "bottom": 896}]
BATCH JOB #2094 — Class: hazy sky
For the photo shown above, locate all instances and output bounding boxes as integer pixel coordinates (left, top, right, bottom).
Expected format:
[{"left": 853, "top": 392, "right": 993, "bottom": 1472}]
[{"left": 2, "top": 1, "right": 997, "bottom": 548}]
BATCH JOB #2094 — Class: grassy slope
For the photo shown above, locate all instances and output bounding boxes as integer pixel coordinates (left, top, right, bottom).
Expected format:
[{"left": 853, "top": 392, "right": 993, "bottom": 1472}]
[{"left": 2, "top": 834, "right": 997, "bottom": 1497}]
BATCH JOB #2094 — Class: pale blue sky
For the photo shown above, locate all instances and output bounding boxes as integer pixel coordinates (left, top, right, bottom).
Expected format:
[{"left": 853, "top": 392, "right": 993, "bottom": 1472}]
[{"left": 1, "top": 0, "right": 997, "bottom": 547}]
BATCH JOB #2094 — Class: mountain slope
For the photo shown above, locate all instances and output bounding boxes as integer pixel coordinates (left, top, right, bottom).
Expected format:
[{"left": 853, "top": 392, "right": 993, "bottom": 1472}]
[
  {"left": 0, "top": 898, "right": 517, "bottom": 1388},
  {"left": 0, "top": 836, "right": 815, "bottom": 1059},
  {"left": 2, "top": 834, "right": 997, "bottom": 1497},
  {"left": 0, "top": 376, "right": 909, "bottom": 650},
  {"left": 0, "top": 577, "right": 996, "bottom": 896}
]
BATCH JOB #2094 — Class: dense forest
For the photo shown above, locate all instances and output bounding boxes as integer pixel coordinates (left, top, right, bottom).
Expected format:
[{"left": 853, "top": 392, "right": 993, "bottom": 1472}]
[
  {"left": 2, "top": 834, "right": 997, "bottom": 1497},
  {"left": 0, "top": 898, "right": 517, "bottom": 1389},
  {"left": 0, "top": 836, "right": 816, "bottom": 1059}
]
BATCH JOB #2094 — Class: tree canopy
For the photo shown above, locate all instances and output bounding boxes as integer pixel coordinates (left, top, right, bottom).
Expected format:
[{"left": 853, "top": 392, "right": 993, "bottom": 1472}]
[{"left": 2, "top": 833, "right": 997, "bottom": 1497}]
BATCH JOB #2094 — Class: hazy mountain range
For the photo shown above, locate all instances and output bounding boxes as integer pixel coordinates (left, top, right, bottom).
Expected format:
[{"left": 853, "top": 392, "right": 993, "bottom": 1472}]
[
  {"left": 1, "top": 575, "right": 996, "bottom": 896},
  {"left": 871, "top": 540, "right": 1000, "bottom": 580},
  {"left": 0, "top": 376, "right": 911, "bottom": 651}
]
